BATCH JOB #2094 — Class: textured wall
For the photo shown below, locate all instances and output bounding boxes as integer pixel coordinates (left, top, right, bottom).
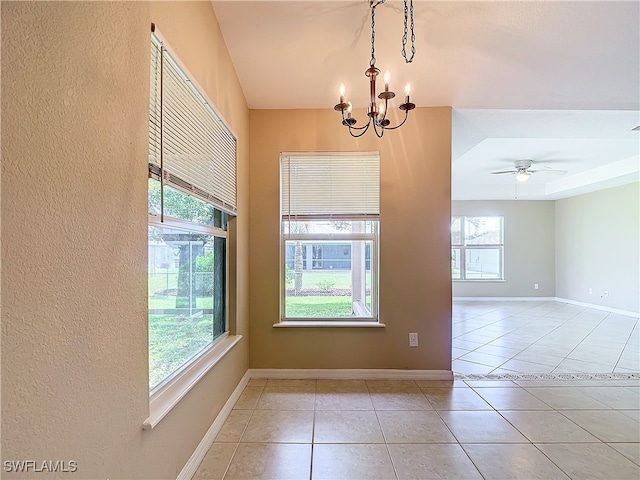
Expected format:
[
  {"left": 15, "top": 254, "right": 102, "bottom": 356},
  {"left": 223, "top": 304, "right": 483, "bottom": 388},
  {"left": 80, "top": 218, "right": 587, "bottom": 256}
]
[
  {"left": 1, "top": 2, "right": 249, "bottom": 478},
  {"left": 452, "top": 200, "right": 556, "bottom": 297},
  {"left": 556, "top": 183, "right": 639, "bottom": 313},
  {"left": 248, "top": 108, "right": 452, "bottom": 370}
]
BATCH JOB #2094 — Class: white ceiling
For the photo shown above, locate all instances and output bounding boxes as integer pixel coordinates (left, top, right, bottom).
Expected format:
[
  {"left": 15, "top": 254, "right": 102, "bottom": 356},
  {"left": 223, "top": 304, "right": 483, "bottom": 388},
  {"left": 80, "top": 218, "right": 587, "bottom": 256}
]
[{"left": 212, "top": 0, "right": 640, "bottom": 200}]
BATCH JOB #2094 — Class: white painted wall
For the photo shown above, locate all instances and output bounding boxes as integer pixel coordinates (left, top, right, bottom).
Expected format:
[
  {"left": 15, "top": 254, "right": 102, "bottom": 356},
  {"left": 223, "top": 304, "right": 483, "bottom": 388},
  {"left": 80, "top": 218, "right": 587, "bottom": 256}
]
[
  {"left": 556, "top": 183, "right": 640, "bottom": 313},
  {"left": 452, "top": 201, "right": 556, "bottom": 297},
  {"left": 1, "top": 2, "right": 249, "bottom": 478}
]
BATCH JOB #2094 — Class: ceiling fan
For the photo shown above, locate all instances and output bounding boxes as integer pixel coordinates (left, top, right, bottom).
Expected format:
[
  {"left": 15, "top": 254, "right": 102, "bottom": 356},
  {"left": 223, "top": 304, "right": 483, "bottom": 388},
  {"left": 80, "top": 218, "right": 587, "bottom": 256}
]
[{"left": 491, "top": 160, "right": 568, "bottom": 182}]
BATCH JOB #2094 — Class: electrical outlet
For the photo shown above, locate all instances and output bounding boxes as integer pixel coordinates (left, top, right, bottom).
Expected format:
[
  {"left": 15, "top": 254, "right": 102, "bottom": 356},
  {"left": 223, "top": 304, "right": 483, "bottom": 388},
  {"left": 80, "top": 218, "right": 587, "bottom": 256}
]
[
  {"left": 603, "top": 291, "right": 609, "bottom": 298},
  {"left": 534, "top": 283, "right": 539, "bottom": 290},
  {"left": 589, "top": 288, "right": 593, "bottom": 295},
  {"left": 409, "top": 333, "right": 419, "bottom": 347}
]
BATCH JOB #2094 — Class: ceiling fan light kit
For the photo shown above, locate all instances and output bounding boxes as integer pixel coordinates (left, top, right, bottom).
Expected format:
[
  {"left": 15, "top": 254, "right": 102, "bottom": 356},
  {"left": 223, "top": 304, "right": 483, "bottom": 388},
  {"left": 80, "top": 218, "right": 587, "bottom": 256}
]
[{"left": 334, "top": 0, "right": 416, "bottom": 138}]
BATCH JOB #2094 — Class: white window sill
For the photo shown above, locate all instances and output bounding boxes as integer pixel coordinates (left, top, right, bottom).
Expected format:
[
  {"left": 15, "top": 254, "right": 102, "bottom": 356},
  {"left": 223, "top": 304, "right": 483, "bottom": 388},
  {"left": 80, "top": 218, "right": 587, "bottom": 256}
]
[
  {"left": 453, "top": 279, "right": 506, "bottom": 283},
  {"left": 143, "top": 334, "right": 242, "bottom": 430},
  {"left": 273, "top": 321, "right": 385, "bottom": 328}
]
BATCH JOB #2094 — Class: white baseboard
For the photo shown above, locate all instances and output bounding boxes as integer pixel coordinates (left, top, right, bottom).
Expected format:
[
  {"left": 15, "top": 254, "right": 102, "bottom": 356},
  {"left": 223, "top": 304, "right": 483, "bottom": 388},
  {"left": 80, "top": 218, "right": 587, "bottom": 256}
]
[
  {"left": 248, "top": 368, "right": 453, "bottom": 381},
  {"left": 453, "top": 296, "right": 556, "bottom": 301},
  {"left": 178, "top": 367, "right": 453, "bottom": 478},
  {"left": 554, "top": 297, "right": 639, "bottom": 317},
  {"left": 177, "top": 371, "right": 250, "bottom": 480}
]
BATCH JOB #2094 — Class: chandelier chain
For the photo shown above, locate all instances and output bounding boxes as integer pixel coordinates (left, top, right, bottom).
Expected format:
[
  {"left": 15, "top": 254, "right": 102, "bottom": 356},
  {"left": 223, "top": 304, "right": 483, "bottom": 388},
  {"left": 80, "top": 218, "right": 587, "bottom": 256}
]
[{"left": 402, "top": 0, "right": 415, "bottom": 63}]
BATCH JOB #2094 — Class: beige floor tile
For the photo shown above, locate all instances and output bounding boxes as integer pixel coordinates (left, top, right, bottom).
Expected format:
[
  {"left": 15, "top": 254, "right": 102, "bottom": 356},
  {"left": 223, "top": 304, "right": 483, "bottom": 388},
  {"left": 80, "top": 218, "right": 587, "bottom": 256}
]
[
  {"left": 498, "top": 358, "right": 556, "bottom": 373},
  {"left": 224, "top": 443, "right": 311, "bottom": 480},
  {"left": 524, "top": 387, "right": 609, "bottom": 409},
  {"left": 233, "top": 386, "right": 264, "bottom": 410},
  {"left": 255, "top": 386, "right": 315, "bottom": 410},
  {"left": 578, "top": 386, "right": 640, "bottom": 409},
  {"left": 311, "top": 444, "right": 396, "bottom": 480},
  {"left": 560, "top": 410, "right": 640, "bottom": 442},
  {"left": 452, "top": 359, "right": 495, "bottom": 374},
  {"left": 377, "top": 410, "right": 457, "bottom": 443},
  {"left": 458, "top": 351, "right": 510, "bottom": 368},
  {"left": 415, "top": 379, "right": 469, "bottom": 388},
  {"left": 463, "top": 380, "right": 518, "bottom": 388},
  {"left": 438, "top": 411, "right": 528, "bottom": 443},
  {"left": 241, "top": 410, "right": 314, "bottom": 443},
  {"left": 265, "top": 379, "right": 317, "bottom": 387},
  {"left": 366, "top": 380, "right": 419, "bottom": 392},
  {"left": 316, "top": 379, "right": 368, "bottom": 392},
  {"left": 607, "top": 442, "right": 640, "bottom": 465},
  {"left": 537, "top": 443, "right": 640, "bottom": 480},
  {"left": 313, "top": 410, "right": 384, "bottom": 443},
  {"left": 500, "top": 410, "right": 599, "bottom": 443},
  {"left": 193, "top": 443, "right": 237, "bottom": 480},
  {"left": 620, "top": 409, "right": 640, "bottom": 422},
  {"left": 215, "top": 409, "right": 252, "bottom": 443},
  {"left": 420, "top": 387, "right": 492, "bottom": 410},
  {"left": 315, "top": 391, "right": 374, "bottom": 410},
  {"left": 247, "top": 378, "right": 268, "bottom": 387},
  {"left": 462, "top": 443, "right": 570, "bottom": 479},
  {"left": 388, "top": 444, "right": 482, "bottom": 479},
  {"left": 474, "top": 387, "right": 552, "bottom": 410},
  {"left": 370, "top": 391, "right": 433, "bottom": 410}
]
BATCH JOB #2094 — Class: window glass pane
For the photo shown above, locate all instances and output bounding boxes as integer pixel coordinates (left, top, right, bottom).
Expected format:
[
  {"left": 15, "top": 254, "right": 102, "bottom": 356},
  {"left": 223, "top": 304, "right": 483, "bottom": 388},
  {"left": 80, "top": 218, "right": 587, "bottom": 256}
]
[
  {"left": 464, "top": 248, "right": 501, "bottom": 279},
  {"left": 148, "top": 226, "right": 225, "bottom": 390},
  {"left": 284, "top": 220, "right": 376, "bottom": 235},
  {"left": 464, "top": 217, "right": 502, "bottom": 245},
  {"left": 148, "top": 178, "right": 227, "bottom": 229},
  {"left": 451, "top": 217, "right": 463, "bottom": 245},
  {"left": 284, "top": 239, "right": 374, "bottom": 318},
  {"left": 452, "top": 248, "right": 461, "bottom": 279}
]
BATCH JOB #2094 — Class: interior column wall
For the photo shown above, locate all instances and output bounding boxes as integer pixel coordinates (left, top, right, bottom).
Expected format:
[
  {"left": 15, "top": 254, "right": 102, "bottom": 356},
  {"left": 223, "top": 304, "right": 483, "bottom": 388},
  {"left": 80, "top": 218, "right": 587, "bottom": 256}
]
[{"left": 248, "top": 108, "right": 453, "bottom": 371}]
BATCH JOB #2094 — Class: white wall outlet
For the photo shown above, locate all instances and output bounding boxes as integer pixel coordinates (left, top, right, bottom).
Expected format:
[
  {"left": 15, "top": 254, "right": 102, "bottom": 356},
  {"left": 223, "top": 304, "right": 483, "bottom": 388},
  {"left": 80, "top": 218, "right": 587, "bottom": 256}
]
[
  {"left": 603, "top": 291, "right": 609, "bottom": 298},
  {"left": 534, "top": 283, "right": 539, "bottom": 289},
  {"left": 409, "top": 333, "right": 419, "bottom": 347},
  {"left": 589, "top": 288, "right": 593, "bottom": 295}
]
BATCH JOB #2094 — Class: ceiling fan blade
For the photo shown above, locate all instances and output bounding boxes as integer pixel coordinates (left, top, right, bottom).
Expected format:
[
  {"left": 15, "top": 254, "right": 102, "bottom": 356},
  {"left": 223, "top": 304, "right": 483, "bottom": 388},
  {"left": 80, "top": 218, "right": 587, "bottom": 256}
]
[
  {"left": 529, "top": 169, "right": 568, "bottom": 175},
  {"left": 490, "top": 170, "right": 516, "bottom": 175}
]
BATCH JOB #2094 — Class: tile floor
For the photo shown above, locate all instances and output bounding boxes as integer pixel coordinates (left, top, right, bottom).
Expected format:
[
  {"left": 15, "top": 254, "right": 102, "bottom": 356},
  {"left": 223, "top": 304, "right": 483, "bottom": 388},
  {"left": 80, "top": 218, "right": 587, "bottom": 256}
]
[
  {"left": 452, "top": 300, "right": 639, "bottom": 375},
  {"left": 193, "top": 301, "right": 640, "bottom": 479},
  {"left": 194, "top": 378, "right": 640, "bottom": 479}
]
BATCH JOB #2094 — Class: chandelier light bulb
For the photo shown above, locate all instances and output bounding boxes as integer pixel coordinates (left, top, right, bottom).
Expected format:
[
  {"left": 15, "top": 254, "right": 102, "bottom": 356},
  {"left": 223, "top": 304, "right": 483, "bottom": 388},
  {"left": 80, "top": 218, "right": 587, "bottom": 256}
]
[
  {"left": 378, "top": 102, "right": 386, "bottom": 118},
  {"left": 404, "top": 83, "right": 411, "bottom": 102},
  {"left": 346, "top": 101, "right": 353, "bottom": 117},
  {"left": 339, "top": 83, "right": 345, "bottom": 103},
  {"left": 384, "top": 71, "right": 391, "bottom": 91}
]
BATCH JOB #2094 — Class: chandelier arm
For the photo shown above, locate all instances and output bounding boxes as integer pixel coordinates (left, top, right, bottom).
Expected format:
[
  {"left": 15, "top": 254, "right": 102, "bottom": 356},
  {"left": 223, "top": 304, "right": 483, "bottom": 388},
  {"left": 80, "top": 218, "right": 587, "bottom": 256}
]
[
  {"left": 379, "top": 110, "right": 410, "bottom": 131},
  {"left": 348, "top": 122, "right": 372, "bottom": 138}
]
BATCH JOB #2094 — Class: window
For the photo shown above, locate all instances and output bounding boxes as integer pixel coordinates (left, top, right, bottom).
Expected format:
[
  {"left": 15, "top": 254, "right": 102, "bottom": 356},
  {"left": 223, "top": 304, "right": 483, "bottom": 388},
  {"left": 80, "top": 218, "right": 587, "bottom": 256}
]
[
  {"left": 452, "top": 216, "right": 503, "bottom": 280},
  {"left": 148, "top": 31, "right": 236, "bottom": 393},
  {"left": 280, "top": 153, "right": 379, "bottom": 321}
]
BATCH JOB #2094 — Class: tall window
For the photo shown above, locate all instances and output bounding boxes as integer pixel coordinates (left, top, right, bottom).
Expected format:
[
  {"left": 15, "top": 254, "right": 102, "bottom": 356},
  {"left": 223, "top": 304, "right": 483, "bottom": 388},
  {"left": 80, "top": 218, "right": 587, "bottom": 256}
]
[
  {"left": 148, "top": 31, "right": 236, "bottom": 392},
  {"left": 452, "top": 216, "right": 503, "bottom": 280},
  {"left": 280, "top": 153, "right": 379, "bottom": 321}
]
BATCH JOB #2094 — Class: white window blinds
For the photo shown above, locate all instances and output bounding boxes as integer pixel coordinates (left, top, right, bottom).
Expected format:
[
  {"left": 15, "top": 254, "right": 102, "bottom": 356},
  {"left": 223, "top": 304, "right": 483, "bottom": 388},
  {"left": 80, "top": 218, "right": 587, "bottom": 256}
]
[
  {"left": 281, "top": 153, "right": 380, "bottom": 220},
  {"left": 149, "top": 33, "right": 237, "bottom": 214}
]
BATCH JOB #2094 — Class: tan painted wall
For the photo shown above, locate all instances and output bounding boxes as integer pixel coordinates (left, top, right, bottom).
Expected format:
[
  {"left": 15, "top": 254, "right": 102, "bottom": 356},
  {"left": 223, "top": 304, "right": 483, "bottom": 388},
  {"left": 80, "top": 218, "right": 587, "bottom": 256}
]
[
  {"left": 452, "top": 200, "right": 556, "bottom": 297},
  {"left": 248, "top": 108, "right": 452, "bottom": 370},
  {"left": 556, "top": 183, "right": 640, "bottom": 313},
  {"left": 1, "top": 2, "right": 249, "bottom": 478}
]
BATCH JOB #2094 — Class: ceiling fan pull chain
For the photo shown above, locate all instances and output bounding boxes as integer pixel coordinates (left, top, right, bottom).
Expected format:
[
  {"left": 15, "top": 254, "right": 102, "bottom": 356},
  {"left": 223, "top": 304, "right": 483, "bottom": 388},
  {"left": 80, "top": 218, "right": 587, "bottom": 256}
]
[{"left": 402, "top": 0, "right": 416, "bottom": 63}]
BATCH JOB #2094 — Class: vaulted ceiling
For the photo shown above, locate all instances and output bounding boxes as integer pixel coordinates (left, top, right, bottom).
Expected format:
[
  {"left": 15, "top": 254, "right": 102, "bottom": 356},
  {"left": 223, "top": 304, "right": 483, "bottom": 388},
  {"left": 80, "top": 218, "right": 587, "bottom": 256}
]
[{"left": 212, "top": 1, "right": 640, "bottom": 199}]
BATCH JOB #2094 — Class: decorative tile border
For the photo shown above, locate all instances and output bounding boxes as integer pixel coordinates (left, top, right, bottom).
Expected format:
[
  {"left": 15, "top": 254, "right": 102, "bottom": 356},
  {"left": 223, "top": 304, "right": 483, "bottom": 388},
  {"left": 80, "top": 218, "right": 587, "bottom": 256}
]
[{"left": 454, "top": 372, "right": 640, "bottom": 381}]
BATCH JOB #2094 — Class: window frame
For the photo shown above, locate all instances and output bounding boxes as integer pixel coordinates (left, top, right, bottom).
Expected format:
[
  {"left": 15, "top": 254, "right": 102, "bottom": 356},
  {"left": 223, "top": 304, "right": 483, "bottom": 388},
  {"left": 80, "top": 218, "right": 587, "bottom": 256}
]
[
  {"left": 280, "top": 222, "right": 380, "bottom": 322},
  {"left": 145, "top": 27, "right": 241, "bottom": 428},
  {"left": 452, "top": 215, "right": 504, "bottom": 281},
  {"left": 278, "top": 152, "right": 380, "bottom": 324}
]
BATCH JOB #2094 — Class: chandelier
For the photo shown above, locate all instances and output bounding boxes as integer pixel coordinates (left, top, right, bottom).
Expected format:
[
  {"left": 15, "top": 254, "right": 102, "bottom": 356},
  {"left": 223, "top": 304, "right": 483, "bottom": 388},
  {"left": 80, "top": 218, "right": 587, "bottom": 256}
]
[{"left": 334, "top": 0, "right": 416, "bottom": 138}]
